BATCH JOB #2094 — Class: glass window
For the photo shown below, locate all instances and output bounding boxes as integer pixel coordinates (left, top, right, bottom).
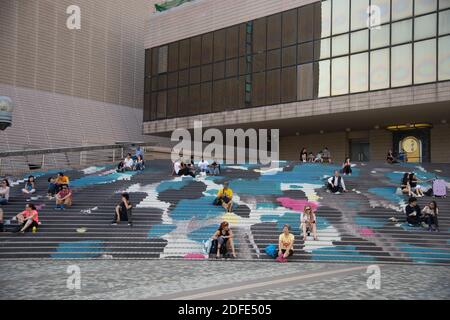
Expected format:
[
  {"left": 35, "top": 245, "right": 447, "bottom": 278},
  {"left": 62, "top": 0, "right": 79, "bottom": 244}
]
[
  {"left": 414, "top": 39, "right": 436, "bottom": 83},
  {"left": 167, "top": 88, "right": 178, "bottom": 117},
  {"left": 351, "top": 30, "right": 368, "bottom": 53},
  {"left": 370, "top": 24, "right": 390, "bottom": 49},
  {"left": 320, "top": 0, "right": 331, "bottom": 38},
  {"left": 331, "top": 56, "right": 349, "bottom": 95},
  {"left": 213, "top": 62, "right": 225, "bottom": 80},
  {"left": 168, "top": 43, "right": 178, "bottom": 72},
  {"left": 370, "top": 49, "right": 390, "bottom": 90},
  {"left": 253, "top": 18, "right": 267, "bottom": 52},
  {"left": 314, "top": 38, "right": 331, "bottom": 60},
  {"left": 179, "top": 39, "right": 190, "bottom": 69},
  {"left": 332, "top": 34, "right": 349, "bottom": 56},
  {"left": 298, "top": 42, "right": 314, "bottom": 64},
  {"left": 371, "top": 0, "right": 391, "bottom": 25},
  {"left": 415, "top": 14, "right": 437, "bottom": 40},
  {"left": 351, "top": 0, "right": 369, "bottom": 31},
  {"left": 267, "top": 14, "right": 282, "bottom": 50},
  {"left": 391, "top": 44, "right": 412, "bottom": 87},
  {"left": 226, "top": 59, "right": 238, "bottom": 77},
  {"left": 267, "top": 49, "right": 281, "bottom": 69},
  {"left": 332, "top": 0, "right": 349, "bottom": 35},
  {"left": 298, "top": 4, "right": 315, "bottom": 43},
  {"left": 297, "top": 63, "right": 314, "bottom": 100},
  {"left": 202, "top": 33, "right": 213, "bottom": 64},
  {"left": 282, "top": 46, "right": 297, "bottom": 67},
  {"left": 441, "top": 0, "right": 450, "bottom": 10},
  {"left": 190, "top": 36, "right": 202, "bottom": 67},
  {"left": 252, "top": 72, "right": 266, "bottom": 106},
  {"left": 200, "top": 83, "right": 212, "bottom": 113},
  {"left": 350, "top": 53, "right": 369, "bottom": 93},
  {"left": 281, "top": 67, "right": 297, "bottom": 102},
  {"left": 266, "top": 69, "right": 281, "bottom": 105},
  {"left": 415, "top": 0, "right": 437, "bottom": 15},
  {"left": 392, "top": 0, "right": 413, "bottom": 21},
  {"left": 226, "top": 26, "right": 239, "bottom": 59},
  {"left": 157, "top": 91, "right": 167, "bottom": 119},
  {"left": 392, "top": 19, "right": 413, "bottom": 45},
  {"left": 158, "top": 46, "right": 168, "bottom": 74},
  {"left": 439, "top": 10, "right": 450, "bottom": 35},
  {"left": 317, "top": 59, "right": 330, "bottom": 97},
  {"left": 168, "top": 72, "right": 178, "bottom": 88},
  {"left": 282, "top": 9, "right": 297, "bottom": 46},
  {"left": 438, "top": 35, "right": 450, "bottom": 80},
  {"left": 201, "top": 65, "right": 212, "bottom": 82},
  {"left": 213, "top": 29, "right": 226, "bottom": 62}
]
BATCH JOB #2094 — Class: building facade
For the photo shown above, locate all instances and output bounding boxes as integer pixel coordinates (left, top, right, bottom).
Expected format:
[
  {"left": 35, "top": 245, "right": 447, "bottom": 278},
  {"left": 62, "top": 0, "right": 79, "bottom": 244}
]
[
  {"left": 143, "top": 0, "right": 450, "bottom": 163},
  {"left": 0, "top": 0, "right": 158, "bottom": 153}
]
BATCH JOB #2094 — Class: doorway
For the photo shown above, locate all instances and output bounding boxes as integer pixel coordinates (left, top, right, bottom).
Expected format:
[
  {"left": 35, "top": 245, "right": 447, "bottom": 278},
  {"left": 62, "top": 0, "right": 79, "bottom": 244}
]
[{"left": 350, "top": 139, "right": 370, "bottom": 162}]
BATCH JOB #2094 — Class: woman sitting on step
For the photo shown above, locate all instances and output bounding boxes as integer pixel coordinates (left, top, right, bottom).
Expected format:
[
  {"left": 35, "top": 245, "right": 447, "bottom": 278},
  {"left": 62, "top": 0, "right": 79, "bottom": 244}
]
[
  {"left": 211, "top": 221, "right": 236, "bottom": 259},
  {"left": 401, "top": 173, "right": 414, "bottom": 197},
  {"left": 22, "top": 175, "right": 36, "bottom": 197},
  {"left": 422, "top": 201, "right": 439, "bottom": 232},
  {"left": 14, "top": 203, "right": 40, "bottom": 233},
  {"left": 111, "top": 192, "right": 133, "bottom": 226},
  {"left": 277, "top": 224, "right": 294, "bottom": 262},
  {"left": 342, "top": 157, "right": 352, "bottom": 175},
  {"left": 301, "top": 206, "right": 318, "bottom": 241}
]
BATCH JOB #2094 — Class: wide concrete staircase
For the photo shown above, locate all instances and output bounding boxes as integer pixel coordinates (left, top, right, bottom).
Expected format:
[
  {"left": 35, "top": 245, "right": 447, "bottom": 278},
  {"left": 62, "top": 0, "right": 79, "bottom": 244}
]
[{"left": 0, "top": 160, "right": 449, "bottom": 265}]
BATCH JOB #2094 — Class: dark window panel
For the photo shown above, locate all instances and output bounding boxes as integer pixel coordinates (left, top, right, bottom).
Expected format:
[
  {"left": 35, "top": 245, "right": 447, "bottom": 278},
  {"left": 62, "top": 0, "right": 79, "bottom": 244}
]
[
  {"left": 213, "top": 79, "right": 227, "bottom": 112},
  {"left": 298, "top": 4, "right": 314, "bottom": 43},
  {"left": 282, "top": 45, "right": 296, "bottom": 67},
  {"left": 281, "top": 66, "right": 297, "bottom": 103},
  {"left": 151, "top": 48, "right": 159, "bottom": 76},
  {"left": 252, "top": 52, "right": 266, "bottom": 73},
  {"left": 238, "top": 76, "right": 246, "bottom": 108},
  {"left": 282, "top": 9, "right": 297, "bottom": 47},
  {"left": 167, "top": 88, "right": 178, "bottom": 117},
  {"left": 145, "top": 77, "right": 151, "bottom": 93},
  {"left": 144, "top": 93, "right": 151, "bottom": 121},
  {"left": 253, "top": 17, "right": 267, "bottom": 53},
  {"left": 157, "top": 91, "right": 167, "bottom": 119},
  {"left": 297, "top": 63, "right": 314, "bottom": 100},
  {"left": 190, "top": 67, "right": 201, "bottom": 84},
  {"left": 168, "top": 42, "right": 179, "bottom": 72},
  {"left": 189, "top": 85, "right": 201, "bottom": 115},
  {"left": 200, "top": 82, "right": 212, "bottom": 113},
  {"left": 252, "top": 72, "right": 266, "bottom": 106},
  {"left": 201, "top": 64, "right": 212, "bottom": 82},
  {"left": 226, "top": 78, "right": 240, "bottom": 110},
  {"left": 178, "top": 86, "right": 189, "bottom": 116},
  {"left": 213, "top": 61, "right": 225, "bottom": 80},
  {"left": 239, "top": 56, "right": 248, "bottom": 75},
  {"left": 158, "top": 74, "right": 167, "bottom": 90},
  {"left": 267, "top": 49, "right": 281, "bottom": 69},
  {"left": 190, "top": 36, "right": 202, "bottom": 67},
  {"left": 298, "top": 42, "right": 314, "bottom": 64},
  {"left": 226, "top": 59, "right": 238, "bottom": 77},
  {"left": 202, "top": 33, "right": 214, "bottom": 64},
  {"left": 168, "top": 72, "right": 178, "bottom": 88},
  {"left": 179, "top": 39, "right": 190, "bottom": 69},
  {"left": 238, "top": 24, "right": 247, "bottom": 56},
  {"left": 266, "top": 69, "right": 281, "bottom": 105},
  {"left": 267, "top": 14, "right": 282, "bottom": 50},
  {"left": 150, "top": 93, "right": 157, "bottom": 120},
  {"left": 145, "top": 49, "right": 152, "bottom": 75},
  {"left": 158, "top": 46, "right": 168, "bottom": 74},
  {"left": 226, "top": 26, "right": 239, "bottom": 59},
  {"left": 151, "top": 75, "right": 158, "bottom": 91},
  {"left": 214, "top": 29, "right": 226, "bottom": 62},
  {"left": 179, "top": 69, "right": 189, "bottom": 87},
  {"left": 313, "top": 2, "right": 322, "bottom": 39}
]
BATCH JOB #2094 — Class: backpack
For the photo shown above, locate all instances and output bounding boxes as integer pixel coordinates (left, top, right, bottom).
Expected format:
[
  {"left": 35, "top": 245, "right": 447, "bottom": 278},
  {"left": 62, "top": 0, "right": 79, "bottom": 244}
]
[{"left": 265, "top": 244, "right": 278, "bottom": 258}]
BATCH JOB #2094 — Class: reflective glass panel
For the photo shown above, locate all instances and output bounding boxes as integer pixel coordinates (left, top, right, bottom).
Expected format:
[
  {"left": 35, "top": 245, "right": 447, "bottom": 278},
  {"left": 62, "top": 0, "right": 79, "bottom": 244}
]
[
  {"left": 321, "top": 0, "right": 332, "bottom": 38},
  {"left": 438, "top": 35, "right": 450, "bottom": 80},
  {"left": 370, "top": 24, "right": 390, "bottom": 49},
  {"left": 415, "top": 0, "right": 437, "bottom": 15},
  {"left": 392, "top": 0, "right": 413, "bottom": 21},
  {"left": 331, "top": 56, "right": 349, "bottom": 95},
  {"left": 439, "top": 10, "right": 450, "bottom": 35},
  {"left": 351, "top": 29, "right": 369, "bottom": 52},
  {"left": 370, "top": 48, "right": 390, "bottom": 90},
  {"left": 414, "top": 14, "right": 437, "bottom": 40},
  {"left": 316, "top": 38, "right": 331, "bottom": 59},
  {"left": 332, "top": 0, "right": 350, "bottom": 35},
  {"left": 414, "top": 39, "right": 437, "bottom": 83},
  {"left": 350, "top": 52, "right": 369, "bottom": 93},
  {"left": 391, "top": 44, "right": 412, "bottom": 87},
  {"left": 371, "top": 0, "right": 391, "bottom": 25},
  {"left": 318, "top": 59, "right": 330, "bottom": 97},
  {"left": 332, "top": 34, "right": 349, "bottom": 56},
  {"left": 441, "top": 0, "right": 450, "bottom": 10},
  {"left": 392, "top": 19, "right": 412, "bottom": 45},
  {"left": 351, "top": 0, "right": 369, "bottom": 30}
]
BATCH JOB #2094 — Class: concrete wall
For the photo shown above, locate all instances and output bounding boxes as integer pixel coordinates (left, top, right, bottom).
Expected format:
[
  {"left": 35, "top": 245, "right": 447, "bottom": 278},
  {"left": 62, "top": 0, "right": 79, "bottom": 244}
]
[
  {"left": 431, "top": 124, "right": 450, "bottom": 163},
  {"left": 0, "top": 0, "right": 155, "bottom": 152},
  {"left": 369, "top": 130, "right": 393, "bottom": 161}
]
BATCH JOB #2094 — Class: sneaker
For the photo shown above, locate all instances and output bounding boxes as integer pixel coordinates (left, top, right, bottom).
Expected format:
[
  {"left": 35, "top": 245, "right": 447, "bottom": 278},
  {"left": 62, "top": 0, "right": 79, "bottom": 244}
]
[
  {"left": 128, "top": 223, "right": 133, "bottom": 227},
  {"left": 111, "top": 222, "right": 117, "bottom": 226},
  {"left": 54, "top": 206, "right": 60, "bottom": 210}
]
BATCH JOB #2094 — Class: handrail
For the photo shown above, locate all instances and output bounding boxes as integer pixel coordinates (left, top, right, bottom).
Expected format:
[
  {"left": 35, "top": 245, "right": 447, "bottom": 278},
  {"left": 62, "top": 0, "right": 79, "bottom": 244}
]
[{"left": 0, "top": 142, "right": 157, "bottom": 158}]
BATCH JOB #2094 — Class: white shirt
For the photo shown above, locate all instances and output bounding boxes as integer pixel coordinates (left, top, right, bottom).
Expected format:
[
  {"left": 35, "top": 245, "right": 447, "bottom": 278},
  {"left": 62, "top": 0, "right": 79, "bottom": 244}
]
[
  {"left": 174, "top": 161, "right": 181, "bottom": 174},
  {"left": 123, "top": 158, "right": 134, "bottom": 168},
  {"left": 198, "top": 160, "right": 209, "bottom": 171},
  {"left": 0, "top": 186, "right": 10, "bottom": 200},
  {"left": 328, "top": 176, "right": 346, "bottom": 190}
]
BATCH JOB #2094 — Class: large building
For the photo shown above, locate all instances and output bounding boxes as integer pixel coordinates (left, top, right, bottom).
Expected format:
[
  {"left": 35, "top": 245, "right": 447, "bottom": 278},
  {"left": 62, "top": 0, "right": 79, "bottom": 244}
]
[
  {"left": 143, "top": 0, "right": 450, "bottom": 163},
  {"left": 0, "top": 0, "right": 158, "bottom": 153}
]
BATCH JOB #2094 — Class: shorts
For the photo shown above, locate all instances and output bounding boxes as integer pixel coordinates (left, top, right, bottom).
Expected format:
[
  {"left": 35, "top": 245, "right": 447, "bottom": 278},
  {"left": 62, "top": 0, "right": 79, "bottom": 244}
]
[{"left": 281, "top": 249, "right": 294, "bottom": 257}]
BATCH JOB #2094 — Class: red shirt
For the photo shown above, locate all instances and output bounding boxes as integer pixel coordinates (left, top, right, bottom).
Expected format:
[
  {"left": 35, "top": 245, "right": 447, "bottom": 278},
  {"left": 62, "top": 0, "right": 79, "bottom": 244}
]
[
  {"left": 22, "top": 210, "right": 39, "bottom": 223},
  {"left": 57, "top": 189, "right": 72, "bottom": 199}
]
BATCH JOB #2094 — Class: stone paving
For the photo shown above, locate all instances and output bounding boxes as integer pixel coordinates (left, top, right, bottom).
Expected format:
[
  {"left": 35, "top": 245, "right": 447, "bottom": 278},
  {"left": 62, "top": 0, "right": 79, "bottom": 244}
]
[{"left": 0, "top": 260, "right": 448, "bottom": 300}]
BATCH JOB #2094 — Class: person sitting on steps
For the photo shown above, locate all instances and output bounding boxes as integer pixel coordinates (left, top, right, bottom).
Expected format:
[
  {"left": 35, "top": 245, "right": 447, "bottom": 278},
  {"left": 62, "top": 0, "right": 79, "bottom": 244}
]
[
  {"left": 13, "top": 203, "right": 40, "bottom": 234},
  {"left": 55, "top": 184, "right": 72, "bottom": 210},
  {"left": 134, "top": 155, "right": 145, "bottom": 171},
  {"left": 327, "top": 170, "right": 347, "bottom": 194},
  {"left": 0, "top": 208, "right": 4, "bottom": 232},
  {"left": 208, "top": 159, "right": 220, "bottom": 176},
  {"left": 422, "top": 201, "right": 439, "bottom": 232},
  {"left": 301, "top": 206, "right": 318, "bottom": 241},
  {"left": 342, "top": 157, "right": 352, "bottom": 175},
  {"left": 111, "top": 193, "right": 133, "bottom": 226},
  {"left": 215, "top": 181, "right": 233, "bottom": 213},
  {"left": 277, "top": 224, "right": 294, "bottom": 262},
  {"left": 409, "top": 173, "right": 425, "bottom": 197},
  {"left": 54, "top": 172, "right": 69, "bottom": 192},
  {"left": 405, "top": 197, "right": 425, "bottom": 227},
  {"left": 211, "top": 221, "right": 237, "bottom": 259},
  {"left": 401, "top": 173, "right": 414, "bottom": 197},
  {"left": 322, "top": 147, "right": 332, "bottom": 163},
  {"left": 0, "top": 179, "right": 10, "bottom": 205},
  {"left": 307, "top": 152, "right": 315, "bottom": 162},
  {"left": 22, "top": 175, "right": 36, "bottom": 198}
]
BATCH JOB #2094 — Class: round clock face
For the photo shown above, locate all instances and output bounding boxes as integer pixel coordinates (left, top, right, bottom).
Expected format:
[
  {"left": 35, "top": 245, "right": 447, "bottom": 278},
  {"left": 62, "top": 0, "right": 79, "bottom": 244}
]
[{"left": 402, "top": 137, "right": 418, "bottom": 153}]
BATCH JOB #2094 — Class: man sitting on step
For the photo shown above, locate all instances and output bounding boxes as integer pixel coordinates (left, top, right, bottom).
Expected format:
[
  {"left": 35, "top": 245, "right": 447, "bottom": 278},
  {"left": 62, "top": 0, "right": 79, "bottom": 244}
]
[
  {"left": 55, "top": 184, "right": 73, "bottom": 210},
  {"left": 405, "top": 197, "right": 426, "bottom": 227},
  {"left": 215, "top": 181, "right": 234, "bottom": 213},
  {"left": 327, "top": 170, "right": 347, "bottom": 194}
]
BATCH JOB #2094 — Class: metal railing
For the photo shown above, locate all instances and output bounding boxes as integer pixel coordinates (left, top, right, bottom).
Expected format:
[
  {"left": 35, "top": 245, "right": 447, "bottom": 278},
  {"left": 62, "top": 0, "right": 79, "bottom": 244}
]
[{"left": 0, "top": 142, "right": 172, "bottom": 176}]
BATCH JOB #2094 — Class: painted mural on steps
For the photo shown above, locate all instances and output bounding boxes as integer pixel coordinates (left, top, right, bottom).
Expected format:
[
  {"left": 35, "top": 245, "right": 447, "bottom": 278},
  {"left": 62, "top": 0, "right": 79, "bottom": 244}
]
[{"left": 21, "top": 160, "right": 449, "bottom": 263}]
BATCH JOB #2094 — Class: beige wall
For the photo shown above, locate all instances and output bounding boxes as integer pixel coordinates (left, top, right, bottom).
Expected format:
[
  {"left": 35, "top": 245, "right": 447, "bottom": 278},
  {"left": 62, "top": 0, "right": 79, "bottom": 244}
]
[
  {"left": 431, "top": 124, "right": 450, "bottom": 163},
  {"left": 369, "top": 130, "right": 393, "bottom": 161}
]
